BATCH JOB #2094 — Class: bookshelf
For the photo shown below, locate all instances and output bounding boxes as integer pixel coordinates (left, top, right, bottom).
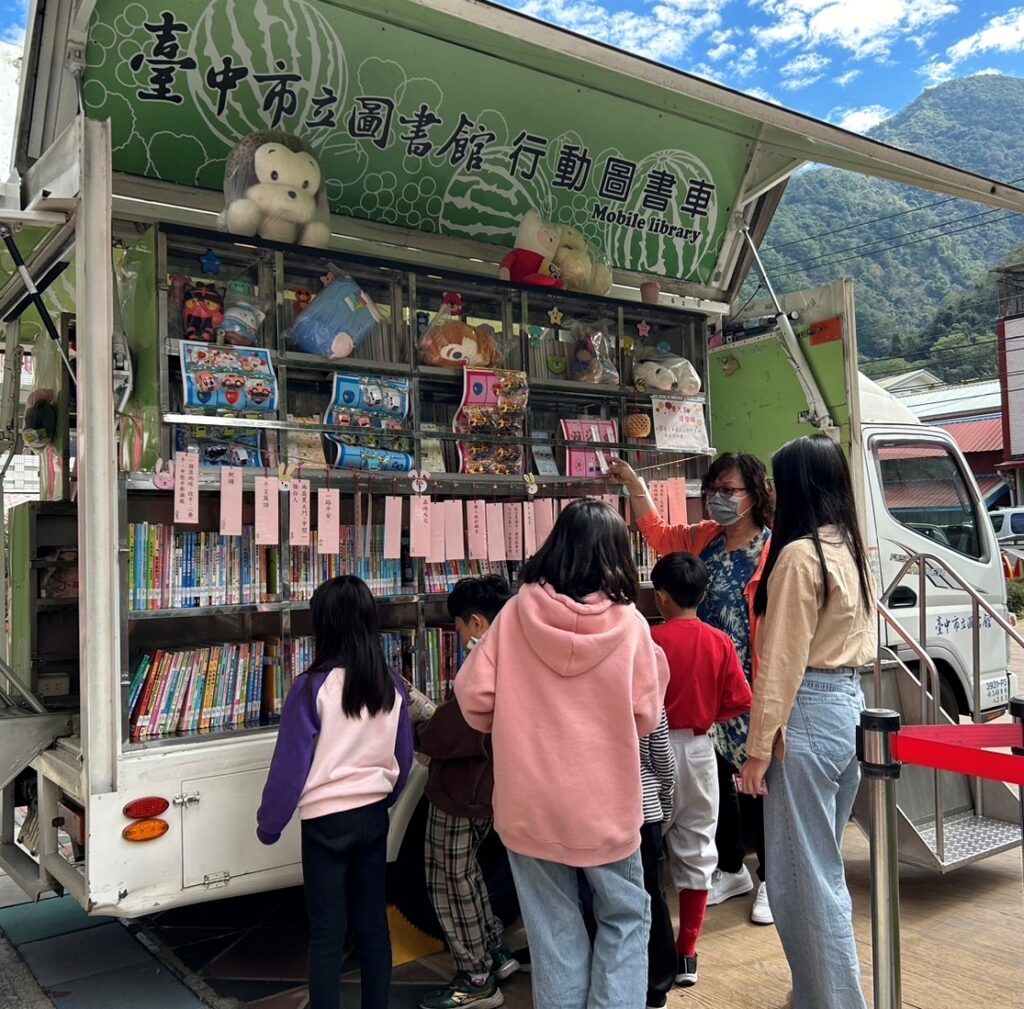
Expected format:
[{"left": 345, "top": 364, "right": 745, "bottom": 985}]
[{"left": 14, "top": 221, "right": 712, "bottom": 749}]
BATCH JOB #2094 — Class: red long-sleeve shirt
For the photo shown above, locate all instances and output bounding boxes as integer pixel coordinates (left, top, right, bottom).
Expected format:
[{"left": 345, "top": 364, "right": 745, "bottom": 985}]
[{"left": 651, "top": 618, "right": 752, "bottom": 733}]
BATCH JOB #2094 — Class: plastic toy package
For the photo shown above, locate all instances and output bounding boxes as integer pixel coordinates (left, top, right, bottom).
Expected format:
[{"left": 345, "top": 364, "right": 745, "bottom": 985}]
[
  {"left": 322, "top": 373, "right": 413, "bottom": 472},
  {"left": 568, "top": 320, "right": 619, "bottom": 385},
  {"left": 219, "top": 281, "right": 267, "bottom": 347},
  {"left": 453, "top": 369, "right": 529, "bottom": 475},
  {"left": 287, "top": 271, "right": 383, "bottom": 359},
  {"left": 417, "top": 298, "right": 503, "bottom": 369}
]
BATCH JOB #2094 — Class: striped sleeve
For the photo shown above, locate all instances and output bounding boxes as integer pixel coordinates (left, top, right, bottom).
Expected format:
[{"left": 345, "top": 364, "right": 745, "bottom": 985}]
[{"left": 639, "top": 709, "right": 676, "bottom": 824}]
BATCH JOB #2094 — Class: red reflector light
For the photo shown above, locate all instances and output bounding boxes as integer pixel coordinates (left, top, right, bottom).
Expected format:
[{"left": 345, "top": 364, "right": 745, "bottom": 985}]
[
  {"left": 121, "top": 818, "right": 169, "bottom": 842},
  {"left": 123, "top": 797, "right": 170, "bottom": 819}
]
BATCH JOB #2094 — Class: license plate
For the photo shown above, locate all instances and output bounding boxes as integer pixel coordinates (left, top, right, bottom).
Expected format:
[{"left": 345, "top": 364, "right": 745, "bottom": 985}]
[{"left": 983, "top": 677, "right": 1010, "bottom": 707}]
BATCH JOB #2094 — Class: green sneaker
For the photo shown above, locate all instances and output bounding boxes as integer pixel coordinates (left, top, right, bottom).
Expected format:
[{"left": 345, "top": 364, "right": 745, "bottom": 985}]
[
  {"left": 488, "top": 943, "right": 521, "bottom": 980},
  {"left": 418, "top": 972, "right": 505, "bottom": 1009}
]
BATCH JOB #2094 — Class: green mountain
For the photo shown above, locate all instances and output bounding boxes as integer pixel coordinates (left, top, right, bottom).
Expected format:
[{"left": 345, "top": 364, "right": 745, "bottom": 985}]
[{"left": 759, "top": 74, "right": 1024, "bottom": 381}]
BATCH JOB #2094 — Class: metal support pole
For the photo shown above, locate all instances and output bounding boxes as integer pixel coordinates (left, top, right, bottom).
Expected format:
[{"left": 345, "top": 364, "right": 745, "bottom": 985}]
[
  {"left": 1011, "top": 696, "right": 1024, "bottom": 887},
  {"left": 858, "top": 708, "right": 903, "bottom": 1009}
]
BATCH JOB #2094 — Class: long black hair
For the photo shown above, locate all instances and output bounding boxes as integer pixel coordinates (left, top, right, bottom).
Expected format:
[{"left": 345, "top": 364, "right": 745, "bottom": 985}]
[
  {"left": 520, "top": 499, "right": 638, "bottom": 604},
  {"left": 753, "top": 436, "right": 872, "bottom": 617},
  {"left": 307, "top": 575, "right": 395, "bottom": 718}
]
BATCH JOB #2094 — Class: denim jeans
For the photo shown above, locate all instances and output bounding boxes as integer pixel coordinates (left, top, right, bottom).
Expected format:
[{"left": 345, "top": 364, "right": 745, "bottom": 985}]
[
  {"left": 764, "top": 669, "right": 867, "bottom": 1009},
  {"left": 508, "top": 848, "right": 650, "bottom": 1009}
]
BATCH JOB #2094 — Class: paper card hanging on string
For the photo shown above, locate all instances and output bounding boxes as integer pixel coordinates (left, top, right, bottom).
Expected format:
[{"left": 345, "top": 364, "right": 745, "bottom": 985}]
[
  {"left": 666, "top": 478, "right": 688, "bottom": 526},
  {"left": 649, "top": 480, "right": 671, "bottom": 519},
  {"left": 173, "top": 450, "right": 200, "bottom": 525},
  {"left": 254, "top": 476, "right": 279, "bottom": 545},
  {"left": 467, "top": 500, "right": 488, "bottom": 560},
  {"left": 410, "top": 495, "right": 431, "bottom": 558},
  {"left": 445, "top": 499, "right": 466, "bottom": 561},
  {"left": 429, "top": 500, "right": 447, "bottom": 563},
  {"left": 354, "top": 492, "right": 365, "bottom": 559},
  {"left": 318, "top": 489, "right": 341, "bottom": 555},
  {"left": 289, "top": 479, "right": 311, "bottom": 546},
  {"left": 383, "top": 496, "right": 403, "bottom": 560},
  {"left": 652, "top": 397, "right": 709, "bottom": 453},
  {"left": 503, "top": 502, "right": 523, "bottom": 561},
  {"left": 534, "top": 498, "right": 555, "bottom": 547},
  {"left": 523, "top": 500, "right": 537, "bottom": 557},
  {"left": 219, "top": 466, "right": 243, "bottom": 536},
  {"left": 486, "top": 503, "right": 506, "bottom": 562}
]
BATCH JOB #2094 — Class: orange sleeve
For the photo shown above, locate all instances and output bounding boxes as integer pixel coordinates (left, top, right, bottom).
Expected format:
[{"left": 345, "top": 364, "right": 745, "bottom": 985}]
[{"left": 635, "top": 511, "right": 718, "bottom": 558}]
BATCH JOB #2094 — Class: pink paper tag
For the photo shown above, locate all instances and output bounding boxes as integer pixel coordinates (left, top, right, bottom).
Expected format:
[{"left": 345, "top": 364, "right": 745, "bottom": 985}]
[
  {"left": 254, "top": 476, "right": 279, "bottom": 545},
  {"left": 667, "top": 478, "right": 688, "bottom": 526},
  {"left": 219, "top": 466, "right": 243, "bottom": 537},
  {"left": 486, "top": 503, "right": 506, "bottom": 561},
  {"left": 429, "top": 500, "right": 447, "bottom": 563},
  {"left": 522, "top": 501, "right": 537, "bottom": 557},
  {"left": 650, "top": 479, "right": 670, "bottom": 519},
  {"left": 317, "top": 489, "right": 341, "bottom": 555},
  {"left": 173, "top": 450, "right": 200, "bottom": 525},
  {"left": 354, "top": 492, "right": 364, "bottom": 559},
  {"left": 289, "top": 479, "right": 311, "bottom": 546},
  {"left": 410, "top": 496, "right": 431, "bottom": 558},
  {"left": 384, "top": 496, "right": 403, "bottom": 560},
  {"left": 534, "top": 498, "right": 555, "bottom": 547},
  {"left": 466, "top": 500, "right": 488, "bottom": 560},
  {"left": 504, "top": 502, "right": 523, "bottom": 561},
  {"left": 445, "top": 499, "right": 466, "bottom": 561}
]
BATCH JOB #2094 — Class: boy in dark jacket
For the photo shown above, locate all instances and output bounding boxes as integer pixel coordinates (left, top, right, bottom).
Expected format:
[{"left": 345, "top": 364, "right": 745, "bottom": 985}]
[{"left": 417, "top": 576, "right": 518, "bottom": 1009}]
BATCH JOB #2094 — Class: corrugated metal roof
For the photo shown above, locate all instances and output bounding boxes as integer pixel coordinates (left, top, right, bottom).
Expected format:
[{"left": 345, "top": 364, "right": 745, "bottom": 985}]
[
  {"left": 884, "top": 475, "right": 1006, "bottom": 509},
  {"left": 937, "top": 416, "right": 1003, "bottom": 454},
  {"left": 895, "top": 380, "right": 1002, "bottom": 421}
]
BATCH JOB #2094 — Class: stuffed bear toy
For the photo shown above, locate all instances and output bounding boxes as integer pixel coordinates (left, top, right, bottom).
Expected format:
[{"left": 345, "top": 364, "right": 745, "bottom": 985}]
[
  {"left": 554, "top": 225, "right": 614, "bottom": 296},
  {"left": 288, "top": 274, "right": 383, "bottom": 358},
  {"left": 420, "top": 320, "right": 501, "bottom": 368},
  {"left": 498, "top": 210, "right": 565, "bottom": 288},
  {"left": 570, "top": 324, "right": 618, "bottom": 385},
  {"left": 220, "top": 131, "right": 330, "bottom": 248},
  {"left": 634, "top": 354, "right": 702, "bottom": 396}
]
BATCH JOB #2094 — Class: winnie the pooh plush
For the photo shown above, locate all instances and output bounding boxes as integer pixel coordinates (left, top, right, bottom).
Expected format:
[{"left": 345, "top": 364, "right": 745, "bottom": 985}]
[
  {"left": 554, "top": 225, "right": 613, "bottom": 295},
  {"left": 220, "top": 131, "right": 331, "bottom": 248},
  {"left": 498, "top": 210, "right": 565, "bottom": 288}
]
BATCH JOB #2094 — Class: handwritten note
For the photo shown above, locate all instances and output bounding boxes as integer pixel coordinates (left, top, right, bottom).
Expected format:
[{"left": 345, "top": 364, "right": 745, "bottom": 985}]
[
  {"left": 410, "top": 496, "right": 432, "bottom": 558},
  {"left": 289, "top": 479, "right": 311, "bottom": 546},
  {"left": 173, "top": 450, "right": 200, "bottom": 525},
  {"left": 317, "top": 489, "right": 340, "bottom": 555},
  {"left": 445, "top": 499, "right": 466, "bottom": 561},
  {"left": 652, "top": 397, "right": 709, "bottom": 453},
  {"left": 384, "top": 496, "right": 403, "bottom": 560},
  {"left": 534, "top": 498, "right": 555, "bottom": 547},
  {"left": 504, "top": 502, "right": 524, "bottom": 561},
  {"left": 254, "top": 476, "right": 279, "bottom": 545},
  {"left": 486, "top": 503, "right": 506, "bottom": 561},
  {"left": 650, "top": 480, "right": 671, "bottom": 519},
  {"left": 667, "top": 478, "right": 688, "bottom": 526},
  {"left": 523, "top": 501, "right": 537, "bottom": 557},
  {"left": 429, "top": 500, "right": 447, "bottom": 563},
  {"left": 467, "top": 500, "right": 488, "bottom": 559},
  {"left": 219, "top": 466, "right": 243, "bottom": 537}
]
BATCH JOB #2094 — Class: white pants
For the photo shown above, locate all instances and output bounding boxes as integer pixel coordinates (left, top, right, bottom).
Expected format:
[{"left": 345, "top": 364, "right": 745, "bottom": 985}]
[{"left": 664, "top": 729, "right": 719, "bottom": 892}]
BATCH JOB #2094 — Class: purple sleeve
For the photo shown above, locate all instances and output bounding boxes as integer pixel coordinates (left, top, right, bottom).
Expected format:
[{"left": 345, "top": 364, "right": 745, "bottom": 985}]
[
  {"left": 256, "top": 673, "right": 322, "bottom": 844},
  {"left": 388, "top": 677, "right": 414, "bottom": 808}
]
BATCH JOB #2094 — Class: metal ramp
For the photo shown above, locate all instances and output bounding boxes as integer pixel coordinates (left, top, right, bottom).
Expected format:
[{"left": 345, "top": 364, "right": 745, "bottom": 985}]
[{"left": 0, "top": 663, "right": 72, "bottom": 791}]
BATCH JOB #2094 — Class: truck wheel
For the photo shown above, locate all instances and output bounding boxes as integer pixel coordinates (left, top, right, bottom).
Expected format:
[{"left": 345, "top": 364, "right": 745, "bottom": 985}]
[
  {"left": 938, "top": 675, "right": 960, "bottom": 721},
  {"left": 388, "top": 798, "right": 520, "bottom": 940}
]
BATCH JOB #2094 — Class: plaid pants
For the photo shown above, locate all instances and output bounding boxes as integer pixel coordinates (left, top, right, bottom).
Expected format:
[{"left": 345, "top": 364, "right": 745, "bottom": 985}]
[{"left": 425, "top": 804, "right": 505, "bottom": 974}]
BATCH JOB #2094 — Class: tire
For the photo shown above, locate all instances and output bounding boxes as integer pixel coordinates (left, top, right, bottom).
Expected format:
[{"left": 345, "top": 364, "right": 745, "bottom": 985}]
[
  {"left": 938, "top": 674, "right": 960, "bottom": 721},
  {"left": 388, "top": 798, "right": 520, "bottom": 940}
]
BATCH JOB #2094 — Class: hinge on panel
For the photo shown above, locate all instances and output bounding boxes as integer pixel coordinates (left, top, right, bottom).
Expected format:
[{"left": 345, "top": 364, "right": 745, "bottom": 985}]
[
  {"left": 172, "top": 791, "right": 201, "bottom": 807},
  {"left": 203, "top": 871, "right": 230, "bottom": 888},
  {"left": 65, "top": 33, "right": 87, "bottom": 76}
]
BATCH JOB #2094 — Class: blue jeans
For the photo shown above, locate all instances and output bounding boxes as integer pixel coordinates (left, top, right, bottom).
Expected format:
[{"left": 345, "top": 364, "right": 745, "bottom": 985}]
[
  {"left": 765, "top": 669, "right": 867, "bottom": 1009},
  {"left": 508, "top": 848, "right": 650, "bottom": 1009}
]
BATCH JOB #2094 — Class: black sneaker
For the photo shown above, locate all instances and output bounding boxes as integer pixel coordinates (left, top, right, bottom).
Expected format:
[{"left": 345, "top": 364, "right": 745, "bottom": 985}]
[
  {"left": 676, "top": 953, "right": 698, "bottom": 987},
  {"left": 509, "top": 946, "right": 531, "bottom": 973},
  {"left": 646, "top": 994, "right": 668, "bottom": 1008},
  {"left": 419, "top": 972, "right": 504, "bottom": 1008}
]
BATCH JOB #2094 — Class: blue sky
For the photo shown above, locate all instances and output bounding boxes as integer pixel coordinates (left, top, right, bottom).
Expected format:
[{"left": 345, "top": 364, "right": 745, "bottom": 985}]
[{"left": 501, "top": 1, "right": 1024, "bottom": 132}]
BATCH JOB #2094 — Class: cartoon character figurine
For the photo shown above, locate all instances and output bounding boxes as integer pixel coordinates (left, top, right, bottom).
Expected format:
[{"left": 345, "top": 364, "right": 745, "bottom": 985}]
[
  {"left": 219, "top": 130, "right": 331, "bottom": 248},
  {"left": 288, "top": 275, "right": 383, "bottom": 358},
  {"left": 183, "top": 284, "right": 225, "bottom": 341},
  {"left": 498, "top": 209, "right": 565, "bottom": 288},
  {"left": 219, "top": 298, "right": 265, "bottom": 346}
]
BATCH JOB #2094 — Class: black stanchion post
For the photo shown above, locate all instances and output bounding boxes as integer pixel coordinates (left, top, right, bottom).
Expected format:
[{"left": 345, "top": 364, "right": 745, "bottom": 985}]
[
  {"left": 858, "top": 708, "right": 903, "bottom": 1009},
  {"left": 1011, "top": 696, "right": 1024, "bottom": 886}
]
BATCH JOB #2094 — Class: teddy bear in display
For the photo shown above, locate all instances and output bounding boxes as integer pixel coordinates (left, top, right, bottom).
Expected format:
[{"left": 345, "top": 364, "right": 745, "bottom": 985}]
[
  {"left": 288, "top": 274, "right": 383, "bottom": 358},
  {"left": 554, "top": 225, "right": 614, "bottom": 296},
  {"left": 420, "top": 320, "right": 501, "bottom": 368},
  {"left": 498, "top": 210, "right": 565, "bottom": 288},
  {"left": 634, "top": 353, "right": 702, "bottom": 396},
  {"left": 219, "top": 131, "right": 331, "bottom": 248}
]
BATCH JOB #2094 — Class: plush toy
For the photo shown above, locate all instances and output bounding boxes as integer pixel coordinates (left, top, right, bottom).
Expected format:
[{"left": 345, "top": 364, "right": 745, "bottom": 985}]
[
  {"left": 554, "top": 225, "right": 613, "bottom": 296},
  {"left": 288, "top": 274, "right": 383, "bottom": 358},
  {"left": 498, "top": 210, "right": 565, "bottom": 288},
  {"left": 570, "top": 324, "right": 618, "bottom": 385},
  {"left": 420, "top": 320, "right": 501, "bottom": 368},
  {"left": 183, "top": 283, "right": 225, "bottom": 341},
  {"left": 220, "top": 284, "right": 266, "bottom": 346},
  {"left": 219, "top": 131, "right": 331, "bottom": 248},
  {"left": 634, "top": 354, "right": 702, "bottom": 396}
]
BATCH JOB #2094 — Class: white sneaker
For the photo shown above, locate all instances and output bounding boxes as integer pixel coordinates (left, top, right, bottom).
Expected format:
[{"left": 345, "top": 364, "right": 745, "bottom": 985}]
[
  {"left": 706, "top": 865, "right": 754, "bottom": 906},
  {"left": 750, "top": 881, "right": 773, "bottom": 925}
]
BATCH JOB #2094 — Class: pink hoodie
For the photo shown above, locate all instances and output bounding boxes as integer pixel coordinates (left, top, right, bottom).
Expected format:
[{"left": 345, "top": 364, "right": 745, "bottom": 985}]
[{"left": 454, "top": 582, "right": 669, "bottom": 867}]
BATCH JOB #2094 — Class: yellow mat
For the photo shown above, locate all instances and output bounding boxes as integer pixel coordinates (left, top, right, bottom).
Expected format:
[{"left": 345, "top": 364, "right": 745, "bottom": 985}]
[{"left": 388, "top": 905, "right": 444, "bottom": 965}]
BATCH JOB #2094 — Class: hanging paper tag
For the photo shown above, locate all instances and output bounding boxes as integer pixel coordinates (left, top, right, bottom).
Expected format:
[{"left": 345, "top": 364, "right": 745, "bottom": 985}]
[
  {"left": 504, "top": 502, "right": 524, "bottom": 561},
  {"left": 486, "top": 503, "right": 506, "bottom": 562},
  {"left": 384, "top": 496, "right": 403, "bottom": 560},
  {"left": 650, "top": 479, "right": 671, "bottom": 519},
  {"left": 410, "top": 495, "right": 432, "bottom": 558},
  {"left": 534, "top": 498, "right": 555, "bottom": 546},
  {"left": 317, "top": 489, "right": 341, "bottom": 555},
  {"left": 429, "top": 500, "right": 447, "bottom": 563},
  {"left": 289, "top": 479, "right": 311, "bottom": 546},
  {"left": 354, "top": 492, "right": 364, "bottom": 559},
  {"left": 445, "top": 499, "right": 466, "bottom": 561},
  {"left": 523, "top": 501, "right": 538, "bottom": 557},
  {"left": 219, "top": 466, "right": 243, "bottom": 537},
  {"left": 255, "top": 476, "right": 280, "bottom": 545},
  {"left": 667, "top": 478, "right": 688, "bottom": 526},
  {"left": 467, "top": 500, "right": 488, "bottom": 560},
  {"left": 173, "top": 450, "right": 200, "bottom": 525}
]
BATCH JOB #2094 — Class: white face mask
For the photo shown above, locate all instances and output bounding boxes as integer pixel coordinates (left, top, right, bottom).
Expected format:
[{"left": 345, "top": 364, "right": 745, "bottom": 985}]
[{"left": 706, "top": 491, "right": 748, "bottom": 527}]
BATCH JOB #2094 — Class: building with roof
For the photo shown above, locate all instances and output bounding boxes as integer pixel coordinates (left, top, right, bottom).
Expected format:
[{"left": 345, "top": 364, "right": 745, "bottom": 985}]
[{"left": 875, "top": 369, "right": 943, "bottom": 394}]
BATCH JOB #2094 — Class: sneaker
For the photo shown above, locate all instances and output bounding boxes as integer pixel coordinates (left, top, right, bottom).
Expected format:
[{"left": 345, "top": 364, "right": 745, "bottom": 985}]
[
  {"left": 646, "top": 994, "right": 668, "bottom": 1008},
  {"left": 488, "top": 943, "right": 520, "bottom": 980},
  {"left": 510, "top": 946, "right": 531, "bottom": 973},
  {"left": 706, "top": 865, "right": 754, "bottom": 906},
  {"left": 676, "top": 953, "right": 698, "bottom": 987},
  {"left": 419, "top": 972, "right": 505, "bottom": 1009},
  {"left": 750, "top": 881, "right": 773, "bottom": 925}
]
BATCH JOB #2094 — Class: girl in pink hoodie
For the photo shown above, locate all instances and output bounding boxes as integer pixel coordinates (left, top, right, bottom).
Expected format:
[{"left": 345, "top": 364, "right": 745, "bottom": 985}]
[{"left": 455, "top": 499, "right": 669, "bottom": 1009}]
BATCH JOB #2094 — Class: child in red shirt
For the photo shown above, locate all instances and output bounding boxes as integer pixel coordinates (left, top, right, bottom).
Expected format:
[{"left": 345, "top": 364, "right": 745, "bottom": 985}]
[{"left": 651, "top": 552, "right": 752, "bottom": 989}]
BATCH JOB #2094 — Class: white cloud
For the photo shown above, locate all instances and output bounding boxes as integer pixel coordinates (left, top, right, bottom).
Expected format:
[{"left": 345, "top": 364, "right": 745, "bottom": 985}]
[
  {"left": 918, "top": 58, "right": 956, "bottom": 84},
  {"left": 751, "top": 0, "right": 958, "bottom": 60},
  {"left": 745, "top": 86, "right": 782, "bottom": 105},
  {"left": 830, "top": 104, "right": 891, "bottom": 133},
  {"left": 970, "top": 66, "right": 1003, "bottom": 76},
  {"left": 733, "top": 45, "right": 760, "bottom": 78},
  {"left": 948, "top": 7, "right": 1024, "bottom": 61},
  {"left": 781, "top": 51, "right": 830, "bottom": 76},
  {"left": 780, "top": 73, "right": 823, "bottom": 90},
  {"left": 707, "top": 41, "right": 736, "bottom": 60},
  {"left": 710, "top": 28, "right": 737, "bottom": 45},
  {"left": 834, "top": 68, "right": 861, "bottom": 85}
]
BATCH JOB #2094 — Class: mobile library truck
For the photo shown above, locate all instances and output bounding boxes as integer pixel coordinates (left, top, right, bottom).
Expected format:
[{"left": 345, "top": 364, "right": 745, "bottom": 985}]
[{"left": 0, "top": 0, "right": 1020, "bottom": 927}]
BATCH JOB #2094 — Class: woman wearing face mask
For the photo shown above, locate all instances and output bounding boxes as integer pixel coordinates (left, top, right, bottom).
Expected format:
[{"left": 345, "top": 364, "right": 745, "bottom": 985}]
[{"left": 608, "top": 454, "right": 775, "bottom": 927}]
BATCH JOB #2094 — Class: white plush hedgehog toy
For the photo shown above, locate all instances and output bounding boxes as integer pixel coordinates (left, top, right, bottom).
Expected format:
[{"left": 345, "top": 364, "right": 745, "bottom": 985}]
[{"left": 219, "top": 131, "right": 330, "bottom": 248}]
